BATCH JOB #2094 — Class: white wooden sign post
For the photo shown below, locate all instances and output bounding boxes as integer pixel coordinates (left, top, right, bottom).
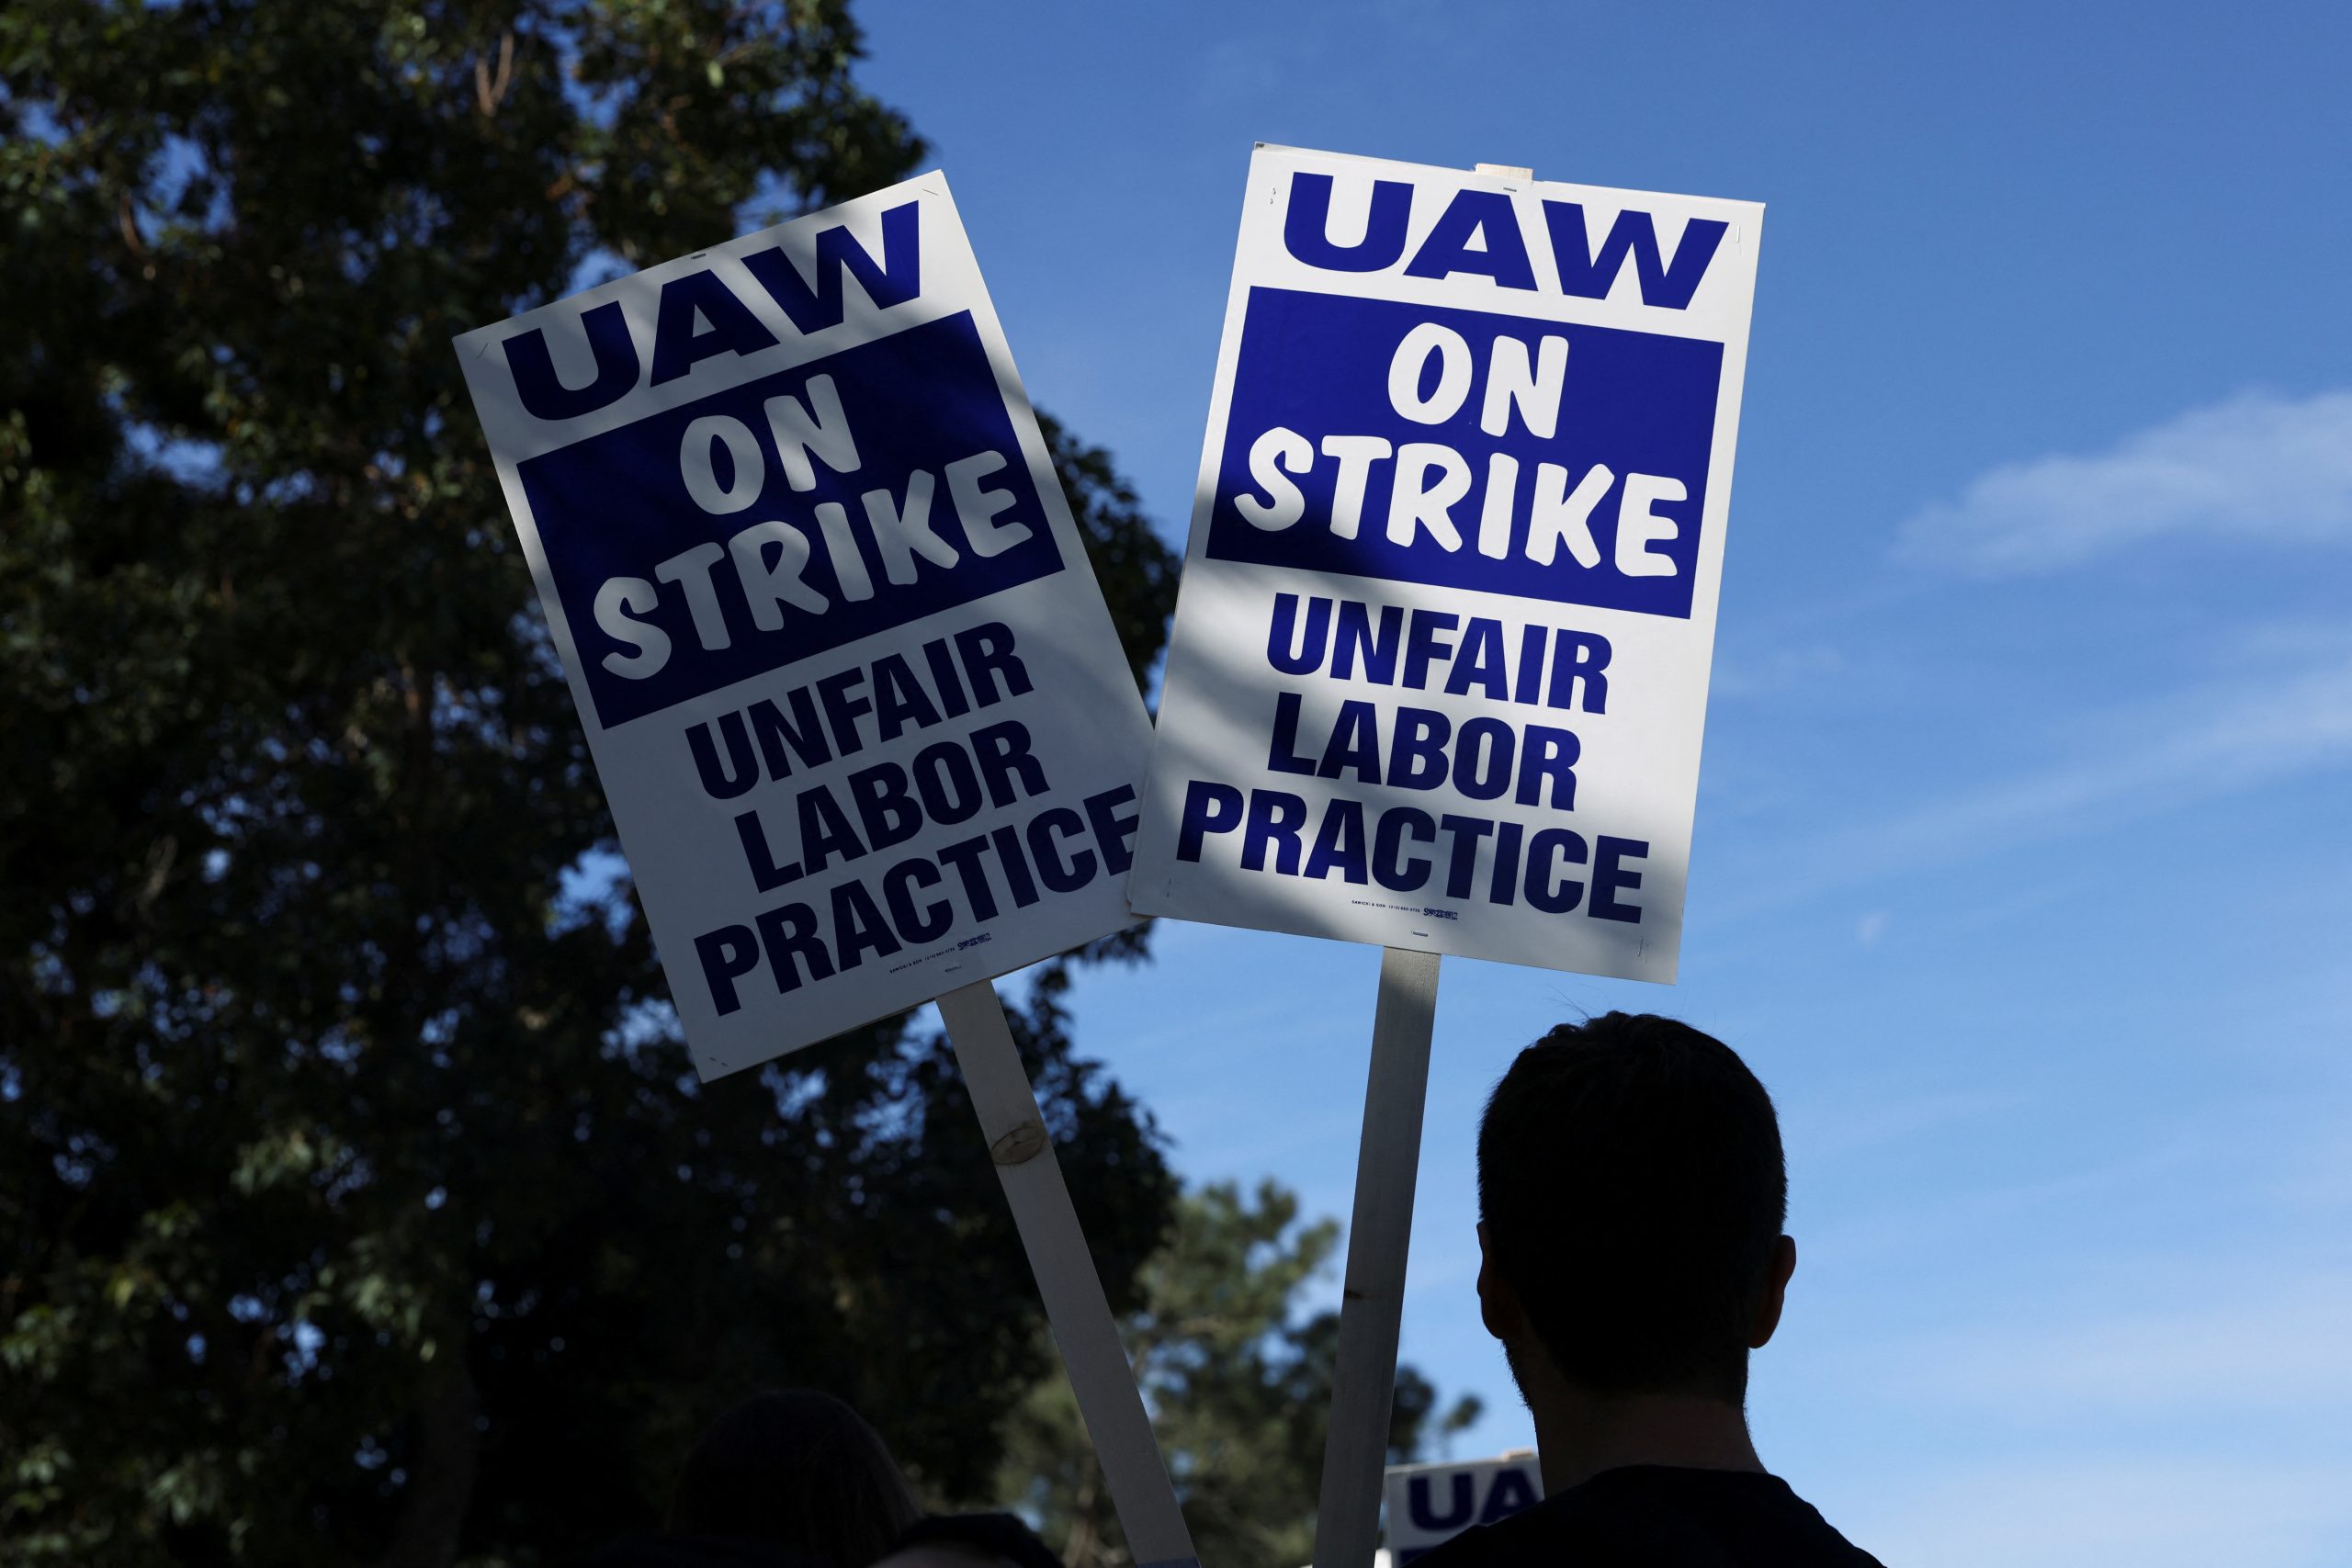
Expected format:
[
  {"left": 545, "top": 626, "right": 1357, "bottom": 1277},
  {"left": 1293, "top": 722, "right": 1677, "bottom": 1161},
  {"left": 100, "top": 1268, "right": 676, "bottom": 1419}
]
[
  {"left": 455, "top": 174, "right": 1196, "bottom": 1566},
  {"left": 1314, "top": 946, "right": 1440, "bottom": 1568},
  {"left": 1131, "top": 145, "right": 1764, "bottom": 1566},
  {"left": 939, "top": 981, "right": 1197, "bottom": 1568}
]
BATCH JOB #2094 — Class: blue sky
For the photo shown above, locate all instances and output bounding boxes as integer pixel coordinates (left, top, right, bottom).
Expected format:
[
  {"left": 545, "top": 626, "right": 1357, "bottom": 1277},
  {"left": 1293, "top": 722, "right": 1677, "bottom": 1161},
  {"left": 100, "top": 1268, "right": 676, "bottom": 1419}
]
[{"left": 858, "top": 5, "right": 2352, "bottom": 1562}]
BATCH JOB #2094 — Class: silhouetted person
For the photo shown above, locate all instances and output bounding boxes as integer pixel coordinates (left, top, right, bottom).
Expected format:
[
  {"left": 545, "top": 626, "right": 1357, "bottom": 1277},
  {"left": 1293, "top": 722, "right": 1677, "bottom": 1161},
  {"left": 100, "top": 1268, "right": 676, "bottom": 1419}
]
[
  {"left": 666, "top": 1390, "right": 923, "bottom": 1568},
  {"left": 1417, "top": 1014, "right": 1883, "bottom": 1565},
  {"left": 875, "top": 1512, "right": 1065, "bottom": 1568},
  {"left": 576, "top": 1537, "right": 824, "bottom": 1568}
]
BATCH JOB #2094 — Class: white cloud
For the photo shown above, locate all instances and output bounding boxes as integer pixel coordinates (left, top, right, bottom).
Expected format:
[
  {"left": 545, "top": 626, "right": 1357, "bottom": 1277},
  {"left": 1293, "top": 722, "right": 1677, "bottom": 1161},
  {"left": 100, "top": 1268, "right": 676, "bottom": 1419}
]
[
  {"left": 1885, "top": 652, "right": 2352, "bottom": 836},
  {"left": 1710, "top": 648, "right": 2352, "bottom": 919},
  {"left": 1783, "top": 1086, "right": 2018, "bottom": 1160},
  {"left": 1820, "top": 1264, "right": 2352, "bottom": 1563},
  {"left": 1711, "top": 641, "right": 1846, "bottom": 699},
  {"left": 1896, "top": 1269, "right": 2352, "bottom": 1415},
  {"left": 1898, "top": 389, "right": 2352, "bottom": 573},
  {"left": 1848, "top": 1457, "right": 2352, "bottom": 1568}
]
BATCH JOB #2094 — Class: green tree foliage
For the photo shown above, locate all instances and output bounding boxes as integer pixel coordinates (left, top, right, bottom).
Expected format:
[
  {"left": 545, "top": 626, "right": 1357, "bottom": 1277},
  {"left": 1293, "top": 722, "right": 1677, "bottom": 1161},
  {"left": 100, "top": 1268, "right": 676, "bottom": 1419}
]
[
  {"left": 993, "top": 1181, "right": 1484, "bottom": 1568},
  {"left": 0, "top": 4, "right": 1182, "bottom": 1562}
]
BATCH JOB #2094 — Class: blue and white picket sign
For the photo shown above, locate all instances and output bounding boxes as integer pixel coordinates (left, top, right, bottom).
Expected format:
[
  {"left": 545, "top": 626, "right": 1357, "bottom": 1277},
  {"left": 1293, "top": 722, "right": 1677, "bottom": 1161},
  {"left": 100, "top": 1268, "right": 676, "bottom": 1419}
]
[
  {"left": 1384, "top": 1454, "right": 1544, "bottom": 1563},
  {"left": 1131, "top": 146, "right": 1763, "bottom": 984},
  {"left": 454, "top": 176, "right": 1200, "bottom": 1568},
  {"left": 453, "top": 175, "right": 1156, "bottom": 1079}
]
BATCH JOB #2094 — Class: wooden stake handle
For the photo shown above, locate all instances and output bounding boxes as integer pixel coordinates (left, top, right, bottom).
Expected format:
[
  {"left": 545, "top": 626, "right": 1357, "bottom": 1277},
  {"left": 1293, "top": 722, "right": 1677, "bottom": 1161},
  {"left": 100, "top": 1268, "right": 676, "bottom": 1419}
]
[
  {"left": 937, "top": 978, "right": 1200, "bottom": 1568},
  {"left": 1311, "top": 946, "right": 1442, "bottom": 1568}
]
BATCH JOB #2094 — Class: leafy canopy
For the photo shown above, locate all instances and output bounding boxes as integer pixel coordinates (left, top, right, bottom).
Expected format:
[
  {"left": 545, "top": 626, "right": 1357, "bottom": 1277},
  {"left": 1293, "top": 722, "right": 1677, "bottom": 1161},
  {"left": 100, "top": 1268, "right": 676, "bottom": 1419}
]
[
  {"left": 996, "top": 1181, "right": 1483, "bottom": 1568},
  {"left": 0, "top": 3, "right": 1179, "bottom": 1564}
]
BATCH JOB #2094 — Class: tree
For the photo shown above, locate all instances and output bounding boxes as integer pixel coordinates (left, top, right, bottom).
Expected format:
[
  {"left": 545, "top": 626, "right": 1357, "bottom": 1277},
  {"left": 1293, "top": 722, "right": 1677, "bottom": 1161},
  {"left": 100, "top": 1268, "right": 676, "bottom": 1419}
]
[
  {"left": 0, "top": 4, "right": 1179, "bottom": 1563},
  {"left": 993, "top": 1181, "right": 1484, "bottom": 1568}
]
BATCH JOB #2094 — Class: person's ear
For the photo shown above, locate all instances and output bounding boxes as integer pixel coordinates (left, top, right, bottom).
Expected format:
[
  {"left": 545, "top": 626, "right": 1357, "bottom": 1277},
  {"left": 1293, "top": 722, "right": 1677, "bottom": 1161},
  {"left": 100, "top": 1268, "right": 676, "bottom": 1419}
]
[
  {"left": 1747, "top": 1234, "right": 1798, "bottom": 1348},
  {"left": 1476, "top": 1222, "right": 1523, "bottom": 1343}
]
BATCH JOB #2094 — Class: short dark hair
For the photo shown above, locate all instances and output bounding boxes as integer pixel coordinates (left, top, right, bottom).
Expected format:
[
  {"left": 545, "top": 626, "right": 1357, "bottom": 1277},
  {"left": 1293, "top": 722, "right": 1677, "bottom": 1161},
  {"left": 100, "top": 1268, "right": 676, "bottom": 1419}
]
[
  {"left": 888, "top": 1512, "right": 1065, "bottom": 1568},
  {"left": 668, "top": 1390, "right": 922, "bottom": 1567},
  {"left": 1477, "top": 1013, "right": 1788, "bottom": 1403}
]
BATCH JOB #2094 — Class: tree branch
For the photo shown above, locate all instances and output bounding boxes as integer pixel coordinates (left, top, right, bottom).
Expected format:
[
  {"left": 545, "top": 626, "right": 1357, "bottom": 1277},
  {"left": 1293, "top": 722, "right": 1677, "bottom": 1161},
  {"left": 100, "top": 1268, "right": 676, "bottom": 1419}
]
[{"left": 474, "top": 32, "right": 514, "bottom": 118}]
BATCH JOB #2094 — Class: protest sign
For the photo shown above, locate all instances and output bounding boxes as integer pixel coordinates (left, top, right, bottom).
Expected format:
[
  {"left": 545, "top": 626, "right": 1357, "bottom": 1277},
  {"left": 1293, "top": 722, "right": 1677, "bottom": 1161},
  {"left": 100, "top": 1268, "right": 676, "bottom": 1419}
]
[
  {"left": 1128, "top": 147, "right": 1763, "bottom": 1568},
  {"left": 455, "top": 175, "right": 1193, "bottom": 1566},
  {"left": 1131, "top": 146, "right": 1761, "bottom": 983},
  {"left": 455, "top": 175, "right": 1155, "bottom": 1079},
  {"left": 1385, "top": 1454, "right": 1543, "bottom": 1562}
]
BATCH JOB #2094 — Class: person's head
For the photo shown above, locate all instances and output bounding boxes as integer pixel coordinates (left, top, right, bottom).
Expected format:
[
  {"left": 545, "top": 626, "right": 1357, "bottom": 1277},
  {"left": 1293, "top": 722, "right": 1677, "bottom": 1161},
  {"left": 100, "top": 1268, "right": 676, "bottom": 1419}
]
[
  {"left": 668, "top": 1390, "right": 922, "bottom": 1567},
  {"left": 874, "top": 1513, "right": 1064, "bottom": 1568},
  {"left": 1476, "top": 1013, "right": 1795, "bottom": 1407}
]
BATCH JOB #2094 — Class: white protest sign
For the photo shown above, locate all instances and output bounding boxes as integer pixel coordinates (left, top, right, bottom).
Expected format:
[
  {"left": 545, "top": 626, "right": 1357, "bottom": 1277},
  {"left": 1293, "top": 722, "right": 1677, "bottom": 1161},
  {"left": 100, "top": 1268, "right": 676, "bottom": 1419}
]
[
  {"left": 1384, "top": 1454, "right": 1543, "bottom": 1562},
  {"left": 455, "top": 174, "right": 1155, "bottom": 1078},
  {"left": 1131, "top": 146, "right": 1762, "bottom": 981}
]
